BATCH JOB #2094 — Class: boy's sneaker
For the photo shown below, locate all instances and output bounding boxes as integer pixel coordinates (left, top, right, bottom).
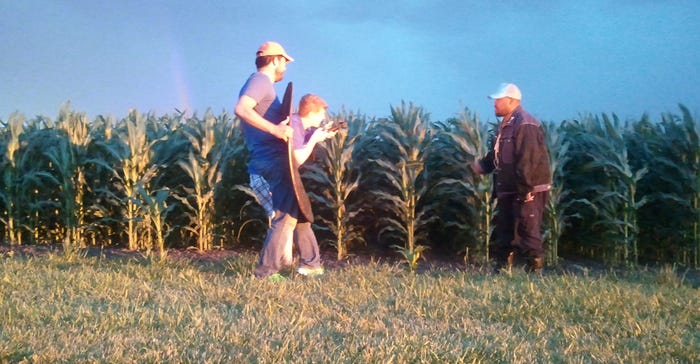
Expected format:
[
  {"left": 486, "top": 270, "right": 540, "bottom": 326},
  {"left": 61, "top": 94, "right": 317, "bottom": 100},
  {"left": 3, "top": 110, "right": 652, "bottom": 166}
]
[
  {"left": 267, "top": 273, "right": 287, "bottom": 282},
  {"left": 297, "top": 266, "right": 324, "bottom": 277}
]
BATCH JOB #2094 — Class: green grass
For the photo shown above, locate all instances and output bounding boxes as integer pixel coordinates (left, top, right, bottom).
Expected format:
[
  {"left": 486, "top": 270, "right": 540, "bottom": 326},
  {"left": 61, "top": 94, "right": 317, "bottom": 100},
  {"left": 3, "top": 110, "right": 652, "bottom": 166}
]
[{"left": 0, "top": 251, "right": 698, "bottom": 363}]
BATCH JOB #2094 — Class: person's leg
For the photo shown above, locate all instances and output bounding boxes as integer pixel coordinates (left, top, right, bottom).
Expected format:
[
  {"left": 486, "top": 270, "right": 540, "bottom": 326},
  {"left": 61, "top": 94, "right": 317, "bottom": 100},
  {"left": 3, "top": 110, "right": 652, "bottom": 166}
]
[
  {"left": 294, "top": 222, "right": 322, "bottom": 273},
  {"left": 281, "top": 233, "right": 294, "bottom": 267},
  {"left": 516, "top": 192, "right": 548, "bottom": 271},
  {"left": 254, "top": 211, "right": 296, "bottom": 277},
  {"left": 250, "top": 157, "right": 299, "bottom": 277},
  {"left": 492, "top": 195, "right": 516, "bottom": 266}
]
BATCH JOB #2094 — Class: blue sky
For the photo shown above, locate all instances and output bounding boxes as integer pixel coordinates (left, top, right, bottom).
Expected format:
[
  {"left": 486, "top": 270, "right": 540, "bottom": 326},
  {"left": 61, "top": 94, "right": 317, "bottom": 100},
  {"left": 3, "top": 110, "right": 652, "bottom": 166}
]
[{"left": 2, "top": 1, "right": 699, "bottom": 123}]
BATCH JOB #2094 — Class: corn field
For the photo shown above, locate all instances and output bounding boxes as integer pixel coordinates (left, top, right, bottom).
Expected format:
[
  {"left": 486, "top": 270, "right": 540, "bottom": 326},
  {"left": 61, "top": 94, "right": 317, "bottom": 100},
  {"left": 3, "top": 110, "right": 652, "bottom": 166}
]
[{"left": 1, "top": 103, "right": 699, "bottom": 268}]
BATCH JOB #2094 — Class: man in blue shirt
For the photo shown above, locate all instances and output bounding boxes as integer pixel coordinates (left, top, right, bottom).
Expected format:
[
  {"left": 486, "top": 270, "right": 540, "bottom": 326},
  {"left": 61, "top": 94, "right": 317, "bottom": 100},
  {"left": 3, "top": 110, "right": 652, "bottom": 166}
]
[{"left": 235, "top": 41, "right": 325, "bottom": 280}]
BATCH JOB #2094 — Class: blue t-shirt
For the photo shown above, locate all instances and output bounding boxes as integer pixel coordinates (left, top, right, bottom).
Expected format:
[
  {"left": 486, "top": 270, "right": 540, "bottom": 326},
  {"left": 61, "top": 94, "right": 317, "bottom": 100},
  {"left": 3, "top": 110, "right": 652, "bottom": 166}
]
[{"left": 238, "top": 72, "right": 286, "bottom": 162}]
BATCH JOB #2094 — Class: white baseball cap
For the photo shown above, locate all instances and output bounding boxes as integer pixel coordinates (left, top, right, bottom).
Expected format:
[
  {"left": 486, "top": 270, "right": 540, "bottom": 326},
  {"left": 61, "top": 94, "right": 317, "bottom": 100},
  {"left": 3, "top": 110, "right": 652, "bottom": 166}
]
[
  {"left": 489, "top": 83, "right": 522, "bottom": 100},
  {"left": 256, "top": 41, "right": 294, "bottom": 62}
]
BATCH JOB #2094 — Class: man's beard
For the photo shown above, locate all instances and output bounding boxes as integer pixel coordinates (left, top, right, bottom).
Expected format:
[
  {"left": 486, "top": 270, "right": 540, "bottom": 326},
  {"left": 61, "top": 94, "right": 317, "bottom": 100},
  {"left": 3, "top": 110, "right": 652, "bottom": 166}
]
[{"left": 274, "top": 69, "right": 285, "bottom": 82}]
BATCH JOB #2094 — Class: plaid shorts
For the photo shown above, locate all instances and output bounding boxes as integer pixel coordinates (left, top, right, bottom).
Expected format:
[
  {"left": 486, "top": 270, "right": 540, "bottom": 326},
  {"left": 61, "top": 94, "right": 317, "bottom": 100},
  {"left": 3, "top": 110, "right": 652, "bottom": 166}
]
[{"left": 249, "top": 173, "right": 274, "bottom": 218}]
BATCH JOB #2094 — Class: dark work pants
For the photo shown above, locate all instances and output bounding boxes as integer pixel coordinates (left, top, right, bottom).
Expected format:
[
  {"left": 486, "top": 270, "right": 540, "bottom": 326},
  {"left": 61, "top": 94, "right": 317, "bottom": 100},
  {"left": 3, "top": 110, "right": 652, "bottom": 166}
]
[{"left": 492, "top": 192, "right": 548, "bottom": 262}]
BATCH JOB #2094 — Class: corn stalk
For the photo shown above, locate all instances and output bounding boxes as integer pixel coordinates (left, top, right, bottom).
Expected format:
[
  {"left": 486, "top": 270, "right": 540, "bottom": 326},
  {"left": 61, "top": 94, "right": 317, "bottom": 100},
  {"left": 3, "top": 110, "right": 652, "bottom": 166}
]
[
  {"left": 12, "top": 116, "right": 63, "bottom": 245},
  {"left": 39, "top": 106, "right": 94, "bottom": 248},
  {"left": 304, "top": 111, "right": 365, "bottom": 260},
  {"left": 175, "top": 112, "right": 234, "bottom": 251},
  {"left": 0, "top": 113, "right": 26, "bottom": 245},
  {"left": 582, "top": 114, "right": 649, "bottom": 266},
  {"left": 653, "top": 105, "right": 700, "bottom": 267},
  {"left": 371, "top": 102, "right": 435, "bottom": 256},
  {"left": 675, "top": 105, "right": 700, "bottom": 267},
  {"left": 541, "top": 121, "right": 581, "bottom": 266},
  {"left": 434, "top": 109, "right": 495, "bottom": 263},
  {"left": 97, "top": 110, "right": 165, "bottom": 250},
  {"left": 138, "top": 185, "right": 173, "bottom": 259}
]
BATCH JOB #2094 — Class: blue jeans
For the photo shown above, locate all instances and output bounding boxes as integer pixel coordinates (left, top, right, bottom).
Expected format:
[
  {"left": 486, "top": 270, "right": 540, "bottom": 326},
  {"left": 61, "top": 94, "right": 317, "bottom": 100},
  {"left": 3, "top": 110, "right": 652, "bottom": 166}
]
[
  {"left": 249, "top": 157, "right": 319, "bottom": 277},
  {"left": 254, "top": 210, "right": 321, "bottom": 277}
]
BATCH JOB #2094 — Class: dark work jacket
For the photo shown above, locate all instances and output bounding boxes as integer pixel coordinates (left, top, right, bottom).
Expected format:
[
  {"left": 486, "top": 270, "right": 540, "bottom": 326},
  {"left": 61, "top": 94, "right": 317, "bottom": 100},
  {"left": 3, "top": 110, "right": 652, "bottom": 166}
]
[{"left": 477, "top": 106, "right": 551, "bottom": 199}]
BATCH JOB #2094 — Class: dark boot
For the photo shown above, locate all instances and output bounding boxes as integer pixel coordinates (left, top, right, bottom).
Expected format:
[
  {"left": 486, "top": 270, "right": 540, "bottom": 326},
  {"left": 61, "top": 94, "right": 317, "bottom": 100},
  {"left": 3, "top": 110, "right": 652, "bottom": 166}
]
[{"left": 527, "top": 257, "right": 544, "bottom": 274}]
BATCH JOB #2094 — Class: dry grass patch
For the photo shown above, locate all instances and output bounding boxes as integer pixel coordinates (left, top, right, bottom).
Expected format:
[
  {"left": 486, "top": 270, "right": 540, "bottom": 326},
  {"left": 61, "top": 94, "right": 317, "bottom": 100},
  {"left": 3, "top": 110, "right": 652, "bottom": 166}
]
[{"left": 0, "top": 249, "right": 698, "bottom": 363}]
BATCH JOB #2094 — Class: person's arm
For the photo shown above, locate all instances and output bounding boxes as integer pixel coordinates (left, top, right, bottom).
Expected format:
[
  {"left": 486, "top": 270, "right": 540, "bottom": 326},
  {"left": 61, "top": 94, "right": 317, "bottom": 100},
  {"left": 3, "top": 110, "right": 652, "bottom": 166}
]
[
  {"left": 470, "top": 142, "right": 496, "bottom": 175},
  {"left": 293, "top": 128, "right": 334, "bottom": 165},
  {"left": 470, "top": 157, "right": 488, "bottom": 174},
  {"left": 515, "top": 124, "right": 547, "bottom": 199},
  {"left": 234, "top": 95, "right": 292, "bottom": 141}
]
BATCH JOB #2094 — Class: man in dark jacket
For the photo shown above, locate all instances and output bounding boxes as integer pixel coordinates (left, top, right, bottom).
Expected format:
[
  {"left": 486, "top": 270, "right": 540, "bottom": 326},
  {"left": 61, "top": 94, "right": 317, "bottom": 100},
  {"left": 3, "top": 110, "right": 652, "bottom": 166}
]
[{"left": 471, "top": 83, "right": 551, "bottom": 272}]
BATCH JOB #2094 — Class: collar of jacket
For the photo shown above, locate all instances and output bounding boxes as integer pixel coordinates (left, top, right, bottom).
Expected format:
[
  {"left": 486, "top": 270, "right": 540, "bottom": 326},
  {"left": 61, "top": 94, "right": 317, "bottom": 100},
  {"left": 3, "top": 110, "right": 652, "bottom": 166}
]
[{"left": 501, "top": 106, "right": 522, "bottom": 127}]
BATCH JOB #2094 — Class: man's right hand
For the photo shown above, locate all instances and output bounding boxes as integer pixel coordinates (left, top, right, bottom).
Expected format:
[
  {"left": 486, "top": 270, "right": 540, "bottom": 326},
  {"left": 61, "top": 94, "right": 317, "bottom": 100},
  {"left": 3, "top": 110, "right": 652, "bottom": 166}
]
[
  {"left": 271, "top": 117, "right": 294, "bottom": 142},
  {"left": 470, "top": 160, "right": 484, "bottom": 175},
  {"left": 235, "top": 95, "right": 293, "bottom": 141}
]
